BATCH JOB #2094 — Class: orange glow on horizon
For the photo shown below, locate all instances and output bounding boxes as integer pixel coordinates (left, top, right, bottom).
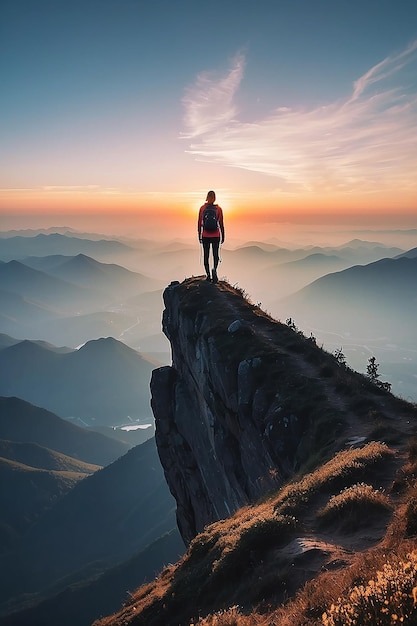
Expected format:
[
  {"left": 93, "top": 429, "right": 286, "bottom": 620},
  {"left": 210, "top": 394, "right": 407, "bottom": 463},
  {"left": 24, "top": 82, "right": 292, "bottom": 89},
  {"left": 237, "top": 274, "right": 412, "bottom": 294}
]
[{"left": 1, "top": 187, "right": 416, "bottom": 238}]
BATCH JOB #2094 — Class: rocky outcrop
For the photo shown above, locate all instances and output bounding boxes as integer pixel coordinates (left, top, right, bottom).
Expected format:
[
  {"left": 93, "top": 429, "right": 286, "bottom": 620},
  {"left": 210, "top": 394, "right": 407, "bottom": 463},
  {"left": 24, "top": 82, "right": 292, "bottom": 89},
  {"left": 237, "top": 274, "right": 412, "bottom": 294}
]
[{"left": 151, "top": 278, "right": 358, "bottom": 544}]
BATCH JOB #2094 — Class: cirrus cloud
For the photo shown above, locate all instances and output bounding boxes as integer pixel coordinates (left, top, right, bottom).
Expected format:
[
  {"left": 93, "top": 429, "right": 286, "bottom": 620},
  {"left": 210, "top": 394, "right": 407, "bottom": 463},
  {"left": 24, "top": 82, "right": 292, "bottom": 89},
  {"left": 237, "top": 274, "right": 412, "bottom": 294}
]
[{"left": 182, "top": 41, "right": 417, "bottom": 195}]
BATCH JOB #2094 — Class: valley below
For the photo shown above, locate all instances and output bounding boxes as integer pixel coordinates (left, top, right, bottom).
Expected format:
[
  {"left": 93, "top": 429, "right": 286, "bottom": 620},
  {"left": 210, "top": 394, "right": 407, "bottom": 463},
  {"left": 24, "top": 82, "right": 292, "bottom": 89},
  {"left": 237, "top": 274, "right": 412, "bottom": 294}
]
[{"left": 0, "top": 225, "right": 417, "bottom": 625}]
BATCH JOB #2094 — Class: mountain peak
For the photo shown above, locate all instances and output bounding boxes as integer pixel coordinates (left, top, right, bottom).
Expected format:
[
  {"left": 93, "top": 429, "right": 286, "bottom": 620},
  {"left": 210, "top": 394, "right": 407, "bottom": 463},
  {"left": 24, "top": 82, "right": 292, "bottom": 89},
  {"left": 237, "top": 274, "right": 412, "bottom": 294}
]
[{"left": 78, "top": 336, "right": 131, "bottom": 354}]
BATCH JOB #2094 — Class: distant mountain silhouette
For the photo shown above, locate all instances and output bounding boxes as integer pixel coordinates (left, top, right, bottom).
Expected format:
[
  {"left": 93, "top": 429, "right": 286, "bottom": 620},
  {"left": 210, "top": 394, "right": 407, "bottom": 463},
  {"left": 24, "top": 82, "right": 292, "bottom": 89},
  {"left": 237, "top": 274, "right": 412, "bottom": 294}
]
[
  {"left": 0, "top": 226, "right": 78, "bottom": 238},
  {"left": 397, "top": 246, "right": 417, "bottom": 259},
  {"left": 278, "top": 255, "right": 417, "bottom": 339},
  {"left": 0, "top": 437, "right": 178, "bottom": 616},
  {"left": 0, "top": 432, "right": 100, "bottom": 554},
  {"left": 202, "top": 240, "right": 406, "bottom": 305},
  {"left": 23, "top": 253, "right": 163, "bottom": 297},
  {"left": 229, "top": 240, "right": 403, "bottom": 266},
  {"left": 0, "top": 529, "right": 184, "bottom": 626},
  {"left": 248, "top": 253, "right": 350, "bottom": 297},
  {"left": 0, "top": 334, "right": 19, "bottom": 350},
  {"left": 0, "top": 289, "right": 61, "bottom": 339},
  {"left": 0, "top": 254, "right": 164, "bottom": 347},
  {"left": 0, "top": 440, "right": 100, "bottom": 473},
  {"left": 0, "top": 397, "right": 129, "bottom": 465},
  {"left": 31, "top": 310, "right": 138, "bottom": 349},
  {"left": 0, "top": 233, "right": 132, "bottom": 262},
  {"left": 0, "top": 337, "right": 155, "bottom": 425},
  {"left": 0, "top": 260, "right": 108, "bottom": 312}
]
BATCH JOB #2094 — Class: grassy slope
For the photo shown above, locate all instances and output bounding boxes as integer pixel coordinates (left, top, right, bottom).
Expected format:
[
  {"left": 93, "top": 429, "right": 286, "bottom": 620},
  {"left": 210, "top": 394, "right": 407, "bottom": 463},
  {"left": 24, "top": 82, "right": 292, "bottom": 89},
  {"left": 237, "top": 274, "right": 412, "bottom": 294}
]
[
  {"left": 0, "top": 396, "right": 130, "bottom": 466},
  {"left": 0, "top": 530, "right": 184, "bottom": 626},
  {"left": 0, "top": 437, "right": 177, "bottom": 615},
  {"left": 0, "top": 440, "right": 100, "bottom": 473},
  {"left": 93, "top": 277, "right": 417, "bottom": 626},
  {"left": 0, "top": 454, "right": 94, "bottom": 552}
]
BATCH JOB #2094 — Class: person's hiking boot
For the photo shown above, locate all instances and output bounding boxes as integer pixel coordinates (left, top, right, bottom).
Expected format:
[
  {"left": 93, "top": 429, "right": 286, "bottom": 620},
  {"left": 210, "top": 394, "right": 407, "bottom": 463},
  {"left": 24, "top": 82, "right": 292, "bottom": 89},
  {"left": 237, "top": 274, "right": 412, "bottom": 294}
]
[{"left": 212, "top": 269, "right": 218, "bottom": 283}]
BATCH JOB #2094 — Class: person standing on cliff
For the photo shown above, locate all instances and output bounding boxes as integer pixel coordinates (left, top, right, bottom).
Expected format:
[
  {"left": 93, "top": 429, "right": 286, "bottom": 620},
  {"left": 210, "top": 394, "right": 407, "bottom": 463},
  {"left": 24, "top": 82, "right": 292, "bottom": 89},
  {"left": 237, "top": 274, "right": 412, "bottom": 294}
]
[{"left": 198, "top": 190, "right": 225, "bottom": 283}]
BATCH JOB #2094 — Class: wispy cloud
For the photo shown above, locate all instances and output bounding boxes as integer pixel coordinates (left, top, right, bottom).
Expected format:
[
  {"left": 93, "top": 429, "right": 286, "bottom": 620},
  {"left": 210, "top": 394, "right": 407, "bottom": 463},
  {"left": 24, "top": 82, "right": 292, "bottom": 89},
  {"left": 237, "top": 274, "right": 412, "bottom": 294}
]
[
  {"left": 182, "top": 52, "right": 245, "bottom": 138},
  {"left": 182, "top": 42, "right": 417, "bottom": 195}
]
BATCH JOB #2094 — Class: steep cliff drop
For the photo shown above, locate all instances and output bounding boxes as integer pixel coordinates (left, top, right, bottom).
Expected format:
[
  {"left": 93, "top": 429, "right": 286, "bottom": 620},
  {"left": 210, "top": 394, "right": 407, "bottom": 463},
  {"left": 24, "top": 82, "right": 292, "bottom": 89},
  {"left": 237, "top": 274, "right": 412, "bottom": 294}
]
[
  {"left": 151, "top": 277, "right": 389, "bottom": 546},
  {"left": 93, "top": 277, "right": 417, "bottom": 626}
]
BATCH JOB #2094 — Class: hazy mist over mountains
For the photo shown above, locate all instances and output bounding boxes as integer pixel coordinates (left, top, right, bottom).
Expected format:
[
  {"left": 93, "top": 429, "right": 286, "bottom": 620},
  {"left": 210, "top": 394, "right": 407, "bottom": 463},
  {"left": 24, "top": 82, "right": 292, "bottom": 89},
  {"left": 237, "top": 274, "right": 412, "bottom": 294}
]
[
  {"left": 1, "top": 225, "right": 416, "bottom": 624},
  {"left": 1, "top": 228, "right": 416, "bottom": 403},
  {"left": 0, "top": 337, "right": 155, "bottom": 427}
]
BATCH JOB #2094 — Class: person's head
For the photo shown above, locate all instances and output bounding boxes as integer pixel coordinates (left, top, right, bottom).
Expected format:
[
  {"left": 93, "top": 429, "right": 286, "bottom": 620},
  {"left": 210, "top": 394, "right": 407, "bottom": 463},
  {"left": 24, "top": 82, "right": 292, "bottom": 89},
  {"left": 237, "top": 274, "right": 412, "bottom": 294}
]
[{"left": 206, "top": 190, "right": 216, "bottom": 203}]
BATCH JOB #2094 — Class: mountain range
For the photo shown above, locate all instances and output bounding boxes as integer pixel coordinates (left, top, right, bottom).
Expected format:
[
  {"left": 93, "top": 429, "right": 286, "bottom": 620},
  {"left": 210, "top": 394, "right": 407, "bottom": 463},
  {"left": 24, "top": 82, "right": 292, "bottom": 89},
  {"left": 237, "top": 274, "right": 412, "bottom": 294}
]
[
  {"left": 0, "top": 433, "right": 182, "bottom": 625},
  {"left": 0, "top": 253, "right": 165, "bottom": 350},
  {"left": 0, "top": 397, "right": 129, "bottom": 465},
  {"left": 0, "top": 442, "right": 99, "bottom": 553},
  {"left": 0, "top": 336, "right": 155, "bottom": 427},
  {"left": 1, "top": 228, "right": 417, "bottom": 625},
  {"left": 265, "top": 254, "right": 417, "bottom": 401},
  {"left": 0, "top": 233, "right": 132, "bottom": 262},
  {"left": 278, "top": 255, "right": 417, "bottom": 334}
]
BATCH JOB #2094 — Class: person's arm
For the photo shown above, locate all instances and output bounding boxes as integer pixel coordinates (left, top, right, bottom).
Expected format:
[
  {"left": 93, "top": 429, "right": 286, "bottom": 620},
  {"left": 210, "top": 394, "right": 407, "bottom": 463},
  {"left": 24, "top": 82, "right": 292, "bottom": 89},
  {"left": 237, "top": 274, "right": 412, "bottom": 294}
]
[
  {"left": 198, "top": 206, "right": 203, "bottom": 241},
  {"left": 218, "top": 207, "right": 225, "bottom": 243}
]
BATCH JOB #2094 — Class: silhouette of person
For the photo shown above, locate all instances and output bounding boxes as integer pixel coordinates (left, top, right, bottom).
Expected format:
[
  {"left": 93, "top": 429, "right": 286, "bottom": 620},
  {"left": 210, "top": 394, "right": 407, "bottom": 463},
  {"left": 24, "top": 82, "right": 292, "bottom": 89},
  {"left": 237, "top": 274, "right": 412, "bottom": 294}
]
[{"left": 198, "top": 190, "right": 225, "bottom": 283}]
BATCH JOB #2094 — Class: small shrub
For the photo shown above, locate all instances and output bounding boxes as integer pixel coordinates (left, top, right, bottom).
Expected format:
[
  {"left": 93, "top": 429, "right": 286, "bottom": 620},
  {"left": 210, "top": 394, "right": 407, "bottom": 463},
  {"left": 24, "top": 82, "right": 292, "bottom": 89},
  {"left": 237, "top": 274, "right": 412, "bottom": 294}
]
[
  {"left": 286, "top": 317, "right": 298, "bottom": 332},
  {"left": 334, "top": 348, "right": 347, "bottom": 367},
  {"left": 192, "top": 605, "right": 250, "bottom": 625},
  {"left": 275, "top": 442, "right": 394, "bottom": 515},
  {"left": 236, "top": 514, "right": 298, "bottom": 554},
  {"left": 317, "top": 482, "right": 392, "bottom": 531},
  {"left": 211, "top": 514, "right": 298, "bottom": 581},
  {"left": 187, "top": 530, "right": 221, "bottom": 561},
  {"left": 322, "top": 551, "right": 417, "bottom": 625},
  {"left": 366, "top": 356, "right": 392, "bottom": 393}
]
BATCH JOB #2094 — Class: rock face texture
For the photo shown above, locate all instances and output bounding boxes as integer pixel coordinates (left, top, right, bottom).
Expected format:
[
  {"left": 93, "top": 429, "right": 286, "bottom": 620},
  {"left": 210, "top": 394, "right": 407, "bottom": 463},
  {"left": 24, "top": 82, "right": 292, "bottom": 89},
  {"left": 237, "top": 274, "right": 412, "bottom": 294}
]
[{"left": 151, "top": 278, "right": 352, "bottom": 544}]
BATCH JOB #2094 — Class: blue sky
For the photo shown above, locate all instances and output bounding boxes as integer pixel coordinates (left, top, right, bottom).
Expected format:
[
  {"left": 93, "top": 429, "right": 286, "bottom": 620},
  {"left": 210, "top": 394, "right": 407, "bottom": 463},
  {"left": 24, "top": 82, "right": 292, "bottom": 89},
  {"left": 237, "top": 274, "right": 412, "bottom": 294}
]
[{"left": 1, "top": 0, "right": 417, "bottom": 235}]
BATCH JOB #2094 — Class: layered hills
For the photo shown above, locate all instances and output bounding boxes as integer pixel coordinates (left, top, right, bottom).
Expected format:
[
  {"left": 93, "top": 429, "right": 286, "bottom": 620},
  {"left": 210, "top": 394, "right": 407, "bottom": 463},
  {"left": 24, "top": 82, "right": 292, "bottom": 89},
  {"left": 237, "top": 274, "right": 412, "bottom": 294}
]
[
  {"left": 0, "top": 451, "right": 98, "bottom": 553},
  {"left": 0, "top": 337, "right": 155, "bottom": 427},
  {"left": 0, "top": 251, "right": 165, "bottom": 354},
  {"left": 0, "top": 396, "right": 126, "bottom": 551},
  {"left": 1, "top": 229, "right": 417, "bottom": 625},
  {"left": 95, "top": 277, "right": 417, "bottom": 626},
  {"left": 278, "top": 255, "right": 417, "bottom": 338},
  {"left": 0, "top": 396, "right": 183, "bottom": 626},
  {"left": 0, "top": 436, "right": 182, "bottom": 625},
  {"left": 0, "top": 396, "right": 129, "bottom": 465},
  {"left": 0, "top": 233, "right": 132, "bottom": 262}
]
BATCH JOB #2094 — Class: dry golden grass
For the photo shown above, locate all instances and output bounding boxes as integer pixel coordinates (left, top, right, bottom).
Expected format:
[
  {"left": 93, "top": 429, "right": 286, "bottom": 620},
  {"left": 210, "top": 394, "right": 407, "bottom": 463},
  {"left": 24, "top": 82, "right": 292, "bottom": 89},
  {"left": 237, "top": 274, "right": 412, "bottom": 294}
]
[
  {"left": 273, "top": 441, "right": 394, "bottom": 515},
  {"left": 94, "top": 441, "right": 402, "bottom": 626},
  {"left": 192, "top": 544, "right": 417, "bottom": 626},
  {"left": 317, "top": 482, "right": 392, "bottom": 530},
  {"left": 92, "top": 279, "right": 417, "bottom": 626},
  {"left": 322, "top": 550, "right": 417, "bottom": 625}
]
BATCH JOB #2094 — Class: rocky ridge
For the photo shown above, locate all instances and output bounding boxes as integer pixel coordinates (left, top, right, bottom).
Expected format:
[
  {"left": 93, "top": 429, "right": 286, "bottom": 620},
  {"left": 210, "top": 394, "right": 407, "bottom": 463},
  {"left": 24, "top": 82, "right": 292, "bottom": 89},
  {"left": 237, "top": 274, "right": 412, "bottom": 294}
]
[
  {"left": 93, "top": 277, "right": 417, "bottom": 626},
  {"left": 151, "top": 277, "right": 412, "bottom": 545}
]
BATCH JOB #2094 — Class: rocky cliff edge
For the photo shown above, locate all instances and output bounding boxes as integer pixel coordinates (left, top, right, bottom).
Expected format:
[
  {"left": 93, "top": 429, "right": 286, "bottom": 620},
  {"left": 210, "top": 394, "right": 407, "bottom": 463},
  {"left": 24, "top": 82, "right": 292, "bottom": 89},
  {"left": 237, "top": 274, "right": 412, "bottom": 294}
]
[{"left": 151, "top": 277, "right": 412, "bottom": 545}]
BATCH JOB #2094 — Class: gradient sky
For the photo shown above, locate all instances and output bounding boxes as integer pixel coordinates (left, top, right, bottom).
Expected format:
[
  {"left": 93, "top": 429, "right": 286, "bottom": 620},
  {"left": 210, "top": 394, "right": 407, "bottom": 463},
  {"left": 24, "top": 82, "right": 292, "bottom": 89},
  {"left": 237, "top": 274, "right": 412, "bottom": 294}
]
[{"left": 1, "top": 0, "right": 417, "bottom": 237}]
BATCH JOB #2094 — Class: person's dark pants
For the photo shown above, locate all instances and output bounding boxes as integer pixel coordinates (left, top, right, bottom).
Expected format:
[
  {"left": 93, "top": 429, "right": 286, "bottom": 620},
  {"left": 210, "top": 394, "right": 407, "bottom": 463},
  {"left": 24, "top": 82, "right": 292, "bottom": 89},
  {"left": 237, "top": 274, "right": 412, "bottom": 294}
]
[{"left": 202, "top": 236, "right": 220, "bottom": 277}]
